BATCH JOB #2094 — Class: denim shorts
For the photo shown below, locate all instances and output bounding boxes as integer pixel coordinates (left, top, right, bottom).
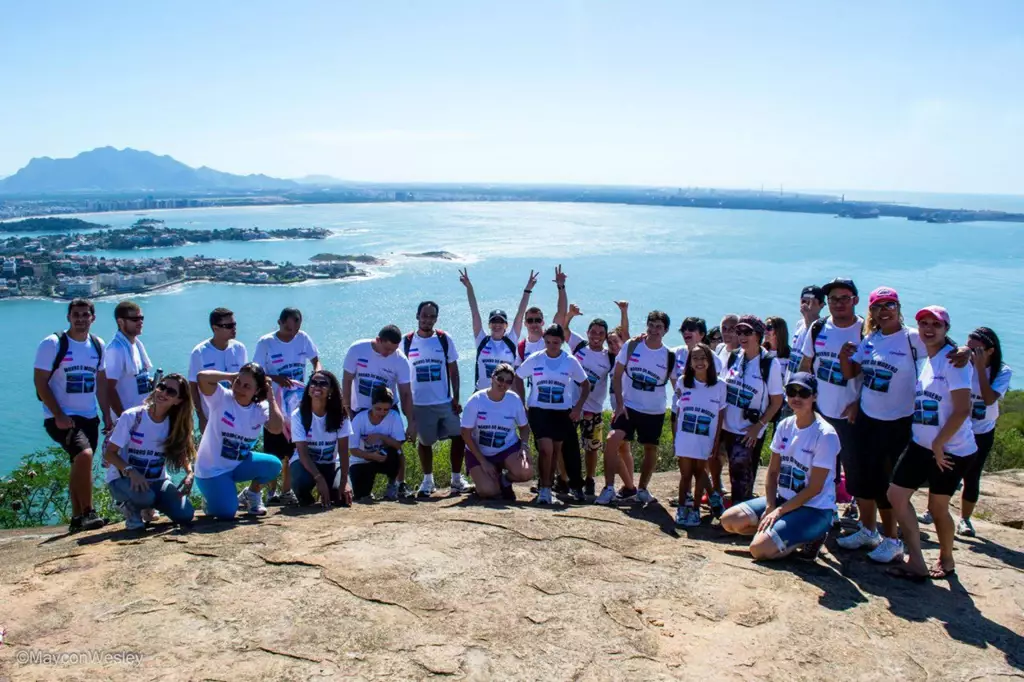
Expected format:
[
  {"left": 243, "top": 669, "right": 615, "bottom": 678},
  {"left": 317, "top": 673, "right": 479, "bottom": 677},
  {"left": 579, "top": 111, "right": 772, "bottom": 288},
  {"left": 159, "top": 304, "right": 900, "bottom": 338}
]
[{"left": 735, "top": 495, "right": 833, "bottom": 553}]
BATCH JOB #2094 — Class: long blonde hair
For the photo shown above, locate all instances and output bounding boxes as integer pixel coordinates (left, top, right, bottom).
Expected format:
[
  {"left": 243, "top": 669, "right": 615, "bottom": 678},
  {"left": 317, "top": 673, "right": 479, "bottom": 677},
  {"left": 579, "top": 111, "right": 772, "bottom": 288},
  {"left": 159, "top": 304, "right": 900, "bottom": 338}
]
[{"left": 144, "top": 372, "right": 196, "bottom": 471}]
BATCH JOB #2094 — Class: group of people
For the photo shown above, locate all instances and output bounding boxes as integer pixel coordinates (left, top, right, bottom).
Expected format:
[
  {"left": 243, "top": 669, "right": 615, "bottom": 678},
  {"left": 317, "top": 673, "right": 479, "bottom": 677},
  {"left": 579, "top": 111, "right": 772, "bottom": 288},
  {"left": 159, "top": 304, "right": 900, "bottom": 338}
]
[{"left": 33, "top": 269, "right": 1012, "bottom": 578}]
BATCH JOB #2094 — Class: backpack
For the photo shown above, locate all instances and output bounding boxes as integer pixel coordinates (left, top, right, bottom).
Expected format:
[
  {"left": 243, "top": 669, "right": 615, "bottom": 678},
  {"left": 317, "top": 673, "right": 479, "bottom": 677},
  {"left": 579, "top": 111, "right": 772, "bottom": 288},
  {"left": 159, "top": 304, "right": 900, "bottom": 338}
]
[
  {"left": 475, "top": 334, "right": 516, "bottom": 385},
  {"left": 809, "top": 317, "right": 864, "bottom": 361},
  {"left": 404, "top": 330, "right": 452, "bottom": 398},
  {"left": 37, "top": 331, "right": 104, "bottom": 401},
  {"left": 573, "top": 340, "right": 617, "bottom": 379},
  {"left": 623, "top": 339, "right": 676, "bottom": 387}
]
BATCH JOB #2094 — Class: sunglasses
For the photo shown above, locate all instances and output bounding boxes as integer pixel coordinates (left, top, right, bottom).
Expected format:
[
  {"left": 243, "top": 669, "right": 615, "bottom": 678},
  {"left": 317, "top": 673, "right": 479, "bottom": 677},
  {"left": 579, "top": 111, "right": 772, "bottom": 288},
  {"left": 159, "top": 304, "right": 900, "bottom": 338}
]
[
  {"left": 786, "top": 386, "right": 813, "bottom": 399},
  {"left": 869, "top": 300, "right": 898, "bottom": 311},
  {"left": 736, "top": 327, "right": 756, "bottom": 336},
  {"left": 123, "top": 315, "right": 145, "bottom": 322},
  {"left": 681, "top": 325, "right": 700, "bottom": 333},
  {"left": 214, "top": 322, "right": 237, "bottom": 330},
  {"left": 493, "top": 374, "right": 514, "bottom": 386},
  {"left": 829, "top": 295, "right": 854, "bottom": 305},
  {"left": 309, "top": 378, "right": 331, "bottom": 388},
  {"left": 765, "top": 324, "right": 775, "bottom": 332},
  {"left": 526, "top": 317, "right": 544, "bottom": 324},
  {"left": 155, "top": 382, "right": 179, "bottom": 398}
]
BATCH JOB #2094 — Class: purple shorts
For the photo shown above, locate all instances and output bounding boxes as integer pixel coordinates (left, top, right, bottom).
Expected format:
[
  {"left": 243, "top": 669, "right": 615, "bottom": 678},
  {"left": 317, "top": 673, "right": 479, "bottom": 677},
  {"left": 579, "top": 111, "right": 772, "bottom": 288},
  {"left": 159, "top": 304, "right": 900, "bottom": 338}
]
[{"left": 465, "top": 442, "right": 521, "bottom": 471}]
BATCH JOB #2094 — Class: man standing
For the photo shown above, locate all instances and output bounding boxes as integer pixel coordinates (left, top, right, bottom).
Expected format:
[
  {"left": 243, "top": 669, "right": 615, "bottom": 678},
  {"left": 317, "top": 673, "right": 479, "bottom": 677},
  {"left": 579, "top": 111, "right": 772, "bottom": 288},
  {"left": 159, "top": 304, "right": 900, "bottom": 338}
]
[
  {"left": 343, "top": 325, "right": 416, "bottom": 499},
  {"left": 188, "top": 307, "right": 248, "bottom": 434},
  {"left": 102, "top": 300, "right": 153, "bottom": 428},
  {"left": 253, "top": 307, "right": 322, "bottom": 506},
  {"left": 595, "top": 311, "right": 676, "bottom": 506},
  {"left": 405, "top": 301, "right": 470, "bottom": 497},
  {"left": 33, "top": 299, "right": 107, "bottom": 532},
  {"left": 800, "top": 277, "right": 863, "bottom": 519},
  {"left": 788, "top": 286, "right": 824, "bottom": 380}
]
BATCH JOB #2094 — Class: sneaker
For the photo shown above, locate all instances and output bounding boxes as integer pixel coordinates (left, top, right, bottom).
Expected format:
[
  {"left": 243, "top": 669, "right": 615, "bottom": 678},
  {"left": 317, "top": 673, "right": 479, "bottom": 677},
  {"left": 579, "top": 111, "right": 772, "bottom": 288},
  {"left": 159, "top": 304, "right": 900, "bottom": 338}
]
[
  {"left": 397, "top": 482, "right": 413, "bottom": 499},
  {"left": 867, "top": 537, "right": 904, "bottom": 564},
  {"left": 553, "top": 479, "right": 570, "bottom": 496},
  {"left": 417, "top": 480, "right": 436, "bottom": 498},
  {"left": 122, "top": 502, "right": 145, "bottom": 531},
  {"left": 246, "top": 490, "right": 267, "bottom": 516},
  {"left": 82, "top": 509, "right": 106, "bottom": 530},
  {"left": 500, "top": 484, "right": 517, "bottom": 501},
  {"left": 674, "top": 508, "right": 688, "bottom": 526},
  {"left": 836, "top": 526, "right": 882, "bottom": 550},
  {"left": 279, "top": 490, "right": 299, "bottom": 507},
  {"left": 584, "top": 477, "right": 596, "bottom": 497},
  {"left": 956, "top": 518, "right": 976, "bottom": 537},
  {"left": 917, "top": 510, "right": 933, "bottom": 525},
  {"left": 237, "top": 489, "right": 249, "bottom": 512},
  {"left": 267, "top": 493, "right": 282, "bottom": 505},
  {"left": 570, "top": 487, "right": 586, "bottom": 503},
  {"left": 595, "top": 486, "right": 616, "bottom": 506},
  {"left": 616, "top": 486, "right": 638, "bottom": 501},
  {"left": 68, "top": 515, "right": 83, "bottom": 533},
  {"left": 537, "top": 487, "right": 553, "bottom": 505},
  {"left": 683, "top": 507, "right": 702, "bottom": 528},
  {"left": 383, "top": 483, "right": 399, "bottom": 501},
  {"left": 449, "top": 478, "right": 473, "bottom": 495},
  {"left": 708, "top": 491, "right": 725, "bottom": 519},
  {"left": 141, "top": 508, "right": 160, "bottom": 524},
  {"left": 843, "top": 500, "right": 860, "bottom": 521},
  {"left": 795, "top": 534, "right": 826, "bottom": 561},
  {"left": 635, "top": 488, "right": 656, "bottom": 505}
]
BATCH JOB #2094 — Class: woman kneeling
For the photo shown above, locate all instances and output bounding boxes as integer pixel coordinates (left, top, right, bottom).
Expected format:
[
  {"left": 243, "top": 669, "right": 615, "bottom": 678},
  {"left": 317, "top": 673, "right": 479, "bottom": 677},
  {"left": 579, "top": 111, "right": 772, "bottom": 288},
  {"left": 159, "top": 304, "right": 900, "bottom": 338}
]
[
  {"left": 461, "top": 362, "right": 534, "bottom": 500},
  {"left": 720, "top": 372, "right": 839, "bottom": 560},
  {"left": 289, "top": 370, "right": 353, "bottom": 508}
]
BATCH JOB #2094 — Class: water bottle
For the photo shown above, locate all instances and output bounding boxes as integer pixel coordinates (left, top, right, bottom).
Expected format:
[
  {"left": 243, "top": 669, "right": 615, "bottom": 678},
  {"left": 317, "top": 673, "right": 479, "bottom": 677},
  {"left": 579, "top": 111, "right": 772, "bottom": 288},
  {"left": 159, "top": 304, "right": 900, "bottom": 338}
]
[{"left": 150, "top": 367, "right": 164, "bottom": 392}]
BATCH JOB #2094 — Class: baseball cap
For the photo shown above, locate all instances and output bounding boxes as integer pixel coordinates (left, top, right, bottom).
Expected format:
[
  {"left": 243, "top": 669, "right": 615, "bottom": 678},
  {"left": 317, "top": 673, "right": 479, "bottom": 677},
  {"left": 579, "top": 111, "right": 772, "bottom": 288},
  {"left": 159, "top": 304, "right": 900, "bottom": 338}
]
[
  {"left": 736, "top": 314, "right": 766, "bottom": 337},
  {"left": 786, "top": 371, "right": 817, "bottom": 394},
  {"left": 915, "top": 305, "right": 950, "bottom": 326},
  {"left": 488, "top": 309, "right": 509, "bottom": 324},
  {"left": 822, "top": 278, "right": 858, "bottom": 297},
  {"left": 801, "top": 285, "right": 825, "bottom": 303},
  {"left": 868, "top": 286, "right": 900, "bottom": 306}
]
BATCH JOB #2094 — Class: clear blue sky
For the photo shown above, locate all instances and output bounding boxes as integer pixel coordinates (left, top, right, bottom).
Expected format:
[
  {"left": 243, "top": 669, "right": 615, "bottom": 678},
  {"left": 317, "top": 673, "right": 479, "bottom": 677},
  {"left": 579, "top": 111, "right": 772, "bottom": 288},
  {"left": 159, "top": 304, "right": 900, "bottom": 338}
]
[{"left": 1, "top": 1, "right": 1022, "bottom": 194}]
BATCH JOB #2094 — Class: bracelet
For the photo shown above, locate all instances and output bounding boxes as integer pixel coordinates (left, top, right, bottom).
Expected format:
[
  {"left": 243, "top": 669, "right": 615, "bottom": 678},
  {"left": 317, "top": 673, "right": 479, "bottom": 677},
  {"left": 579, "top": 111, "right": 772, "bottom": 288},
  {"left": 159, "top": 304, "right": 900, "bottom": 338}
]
[
  {"left": 557, "top": 285, "right": 565, "bottom": 290},
  {"left": 524, "top": 289, "right": 533, "bottom": 294}
]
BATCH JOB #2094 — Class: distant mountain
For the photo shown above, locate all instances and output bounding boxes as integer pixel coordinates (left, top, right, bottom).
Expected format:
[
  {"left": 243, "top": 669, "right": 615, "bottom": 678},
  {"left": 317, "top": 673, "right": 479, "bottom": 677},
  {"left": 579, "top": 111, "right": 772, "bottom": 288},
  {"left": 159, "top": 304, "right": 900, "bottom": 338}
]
[
  {"left": 294, "top": 174, "right": 352, "bottom": 186},
  {"left": 0, "top": 147, "right": 298, "bottom": 194}
]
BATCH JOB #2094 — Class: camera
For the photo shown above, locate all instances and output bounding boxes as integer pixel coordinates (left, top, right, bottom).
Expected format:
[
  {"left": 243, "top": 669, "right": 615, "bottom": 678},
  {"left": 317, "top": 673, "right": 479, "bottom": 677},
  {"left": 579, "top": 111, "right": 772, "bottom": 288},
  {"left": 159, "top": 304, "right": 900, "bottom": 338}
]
[{"left": 743, "top": 407, "right": 763, "bottom": 424}]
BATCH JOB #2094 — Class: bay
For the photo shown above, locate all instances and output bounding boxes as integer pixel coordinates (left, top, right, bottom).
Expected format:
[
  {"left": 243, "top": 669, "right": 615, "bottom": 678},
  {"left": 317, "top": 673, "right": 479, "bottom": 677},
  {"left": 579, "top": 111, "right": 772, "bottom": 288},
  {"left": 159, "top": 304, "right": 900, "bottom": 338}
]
[{"left": 3, "top": 200, "right": 1022, "bottom": 475}]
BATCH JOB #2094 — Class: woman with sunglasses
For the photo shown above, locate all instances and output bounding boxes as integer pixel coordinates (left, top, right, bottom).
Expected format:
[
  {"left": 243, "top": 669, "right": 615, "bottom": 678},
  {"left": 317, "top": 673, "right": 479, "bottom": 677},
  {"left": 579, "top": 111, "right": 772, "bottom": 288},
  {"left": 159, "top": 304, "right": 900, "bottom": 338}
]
[
  {"left": 103, "top": 373, "right": 197, "bottom": 529},
  {"left": 461, "top": 362, "right": 534, "bottom": 500},
  {"left": 194, "top": 363, "right": 284, "bottom": 519},
  {"left": 956, "top": 327, "right": 1012, "bottom": 537},
  {"left": 720, "top": 372, "right": 839, "bottom": 560},
  {"left": 289, "top": 370, "right": 353, "bottom": 509},
  {"left": 886, "top": 306, "right": 975, "bottom": 581}
]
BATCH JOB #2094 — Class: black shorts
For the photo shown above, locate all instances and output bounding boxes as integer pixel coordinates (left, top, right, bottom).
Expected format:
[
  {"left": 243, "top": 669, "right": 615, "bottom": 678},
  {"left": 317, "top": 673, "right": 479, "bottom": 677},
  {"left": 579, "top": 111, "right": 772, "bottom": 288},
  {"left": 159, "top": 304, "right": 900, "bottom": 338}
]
[
  {"left": 851, "top": 413, "right": 912, "bottom": 507},
  {"left": 891, "top": 440, "right": 976, "bottom": 497},
  {"left": 44, "top": 415, "right": 100, "bottom": 461},
  {"left": 611, "top": 408, "right": 665, "bottom": 446},
  {"left": 528, "top": 407, "right": 573, "bottom": 442},
  {"left": 263, "top": 428, "right": 293, "bottom": 459}
]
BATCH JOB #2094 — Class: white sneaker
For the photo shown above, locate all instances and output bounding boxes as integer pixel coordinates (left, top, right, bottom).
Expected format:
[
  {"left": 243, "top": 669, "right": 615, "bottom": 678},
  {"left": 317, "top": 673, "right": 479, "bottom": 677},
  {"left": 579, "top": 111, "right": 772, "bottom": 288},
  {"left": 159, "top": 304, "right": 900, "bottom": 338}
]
[
  {"left": 122, "top": 501, "right": 145, "bottom": 530},
  {"left": 537, "top": 487, "right": 553, "bottom": 505},
  {"left": 246, "top": 490, "right": 267, "bottom": 516},
  {"left": 141, "top": 508, "right": 159, "bottom": 524},
  {"left": 957, "top": 518, "right": 976, "bottom": 537},
  {"left": 867, "top": 537, "right": 904, "bottom": 563},
  {"left": 837, "top": 526, "right": 882, "bottom": 550},
  {"left": 595, "top": 486, "right": 616, "bottom": 506},
  {"left": 417, "top": 480, "right": 436, "bottom": 498},
  {"left": 236, "top": 489, "right": 249, "bottom": 512},
  {"left": 683, "top": 507, "right": 702, "bottom": 528},
  {"left": 674, "top": 508, "right": 687, "bottom": 526},
  {"left": 635, "top": 488, "right": 656, "bottom": 504},
  {"left": 917, "top": 510, "right": 933, "bottom": 525},
  {"left": 449, "top": 478, "right": 473, "bottom": 495}
]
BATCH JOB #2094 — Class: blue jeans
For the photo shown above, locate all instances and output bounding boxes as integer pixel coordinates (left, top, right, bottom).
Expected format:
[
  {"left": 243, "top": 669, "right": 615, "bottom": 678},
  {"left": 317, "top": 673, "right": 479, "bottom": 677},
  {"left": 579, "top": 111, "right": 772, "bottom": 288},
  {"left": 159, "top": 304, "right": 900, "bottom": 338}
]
[
  {"left": 289, "top": 459, "right": 342, "bottom": 506},
  {"left": 196, "top": 453, "right": 282, "bottom": 519},
  {"left": 736, "top": 495, "right": 833, "bottom": 553},
  {"left": 108, "top": 477, "right": 195, "bottom": 524}
]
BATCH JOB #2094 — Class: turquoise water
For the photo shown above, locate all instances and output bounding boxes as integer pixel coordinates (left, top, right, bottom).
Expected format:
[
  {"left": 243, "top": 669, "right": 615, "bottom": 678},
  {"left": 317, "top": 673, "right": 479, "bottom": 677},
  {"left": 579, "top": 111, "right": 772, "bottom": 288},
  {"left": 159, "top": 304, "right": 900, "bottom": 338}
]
[{"left": 3, "top": 201, "right": 1022, "bottom": 474}]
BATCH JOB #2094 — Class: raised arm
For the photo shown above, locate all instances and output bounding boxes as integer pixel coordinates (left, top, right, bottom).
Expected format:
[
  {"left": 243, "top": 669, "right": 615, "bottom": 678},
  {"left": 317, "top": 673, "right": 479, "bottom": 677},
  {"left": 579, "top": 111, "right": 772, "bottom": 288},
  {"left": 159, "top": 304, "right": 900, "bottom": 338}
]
[
  {"left": 459, "top": 268, "right": 483, "bottom": 338},
  {"left": 615, "top": 300, "right": 630, "bottom": 338},
  {"left": 189, "top": 381, "right": 208, "bottom": 433},
  {"left": 197, "top": 370, "right": 235, "bottom": 397},
  {"left": 562, "top": 303, "right": 582, "bottom": 333},
  {"left": 552, "top": 265, "right": 568, "bottom": 326},
  {"left": 511, "top": 270, "right": 539, "bottom": 338},
  {"left": 264, "top": 381, "right": 284, "bottom": 435}
]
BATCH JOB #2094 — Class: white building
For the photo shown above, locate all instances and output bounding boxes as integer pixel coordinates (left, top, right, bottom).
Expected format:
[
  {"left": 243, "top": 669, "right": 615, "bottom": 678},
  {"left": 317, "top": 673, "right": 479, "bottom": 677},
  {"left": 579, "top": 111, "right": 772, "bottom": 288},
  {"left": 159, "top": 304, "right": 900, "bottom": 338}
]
[{"left": 65, "top": 277, "right": 99, "bottom": 297}]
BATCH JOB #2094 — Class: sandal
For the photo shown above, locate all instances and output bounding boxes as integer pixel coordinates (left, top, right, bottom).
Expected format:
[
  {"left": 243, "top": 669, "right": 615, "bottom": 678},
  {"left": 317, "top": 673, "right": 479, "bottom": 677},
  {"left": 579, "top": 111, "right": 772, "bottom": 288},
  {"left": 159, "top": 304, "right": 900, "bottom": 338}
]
[
  {"left": 885, "top": 565, "right": 928, "bottom": 583},
  {"left": 928, "top": 563, "right": 956, "bottom": 580}
]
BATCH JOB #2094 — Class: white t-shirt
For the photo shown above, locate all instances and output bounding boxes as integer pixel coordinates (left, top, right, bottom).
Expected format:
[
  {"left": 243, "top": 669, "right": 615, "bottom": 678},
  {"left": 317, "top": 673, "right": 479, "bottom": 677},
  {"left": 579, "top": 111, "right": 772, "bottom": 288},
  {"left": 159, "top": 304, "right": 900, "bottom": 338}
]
[
  {"left": 253, "top": 331, "right": 319, "bottom": 383},
  {"left": 34, "top": 333, "right": 106, "bottom": 419},
  {"left": 188, "top": 339, "right": 249, "bottom": 417},
  {"left": 473, "top": 330, "right": 519, "bottom": 390},
  {"left": 105, "top": 405, "right": 171, "bottom": 484},
  {"left": 568, "top": 331, "right": 614, "bottom": 414},
  {"left": 616, "top": 341, "right": 674, "bottom": 415},
  {"left": 343, "top": 339, "right": 412, "bottom": 412},
  {"left": 104, "top": 332, "right": 153, "bottom": 414},
  {"left": 349, "top": 409, "right": 406, "bottom": 466},
  {"left": 788, "top": 319, "right": 812, "bottom": 381},
  {"left": 670, "top": 345, "right": 724, "bottom": 413},
  {"left": 288, "top": 407, "right": 353, "bottom": 465},
  {"left": 194, "top": 384, "right": 270, "bottom": 479},
  {"left": 912, "top": 345, "right": 976, "bottom": 457},
  {"left": 460, "top": 389, "right": 529, "bottom": 457},
  {"left": 405, "top": 332, "right": 459, "bottom": 407},
  {"left": 854, "top": 327, "right": 926, "bottom": 421},
  {"left": 721, "top": 350, "right": 784, "bottom": 437},
  {"left": 770, "top": 415, "right": 840, "bottom": 510},
  {"left": 800, "top": 317, "right": 863, "bottom": 419},
  {"left": 515, "top": 350, "right": 587, "bottom": 411},
  {"left": 518, "top": 336, "right": 546, "bottom": 368},
  {"left": 971, "top": 365, "right": 1013, "bottom": 435},
  {"left": 673, "top": 378, "right": 727, "bottom": 460}
]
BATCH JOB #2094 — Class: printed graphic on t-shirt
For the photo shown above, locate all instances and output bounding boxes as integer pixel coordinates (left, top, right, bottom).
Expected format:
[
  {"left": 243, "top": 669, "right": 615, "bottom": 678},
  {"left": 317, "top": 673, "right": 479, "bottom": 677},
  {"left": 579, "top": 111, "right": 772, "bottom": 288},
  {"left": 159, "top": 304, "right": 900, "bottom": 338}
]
[
  {"left": 66, "top": 370, "right": 96, "bottom": 394},
  {"left": 726, "top": 382, "right": 755, "bottom": 409},
  {"left": 862, "top": 365, "right": 894, "bottom": 393},
  {"left": 627, "top": 350, "right": 660, "bottom": 392},
  {"left": 971, "top": 399, "right": 987, "bottom": 421},
  {"left": 787, "top": 355, "right": 801, "bottom": 375},
  {"left": 414, "top": 360, "right": 443, "bottom": 383},
  {"left": 308, "top": 443, "right": 337, "bottom": 464},
  {"left": 476, "top": 411, "right": 510, "bottom": 449},
  {"left": 680, "top": 411, "right": 713, "bottom": 436},
  {"left": 124, "top": 431, "right": 166, "bottom": 480},
  {"left": 220, "top": 433, "right": 256, "bottom": 461},
  {"left": 776, "top": 436, "right": 810, "bottom": 493},
  {"left": 816, "top": 356, "right": 848, "bottom": 387},
  {"left": 913, "top": 392, "right": 941, "bottom": 426}
]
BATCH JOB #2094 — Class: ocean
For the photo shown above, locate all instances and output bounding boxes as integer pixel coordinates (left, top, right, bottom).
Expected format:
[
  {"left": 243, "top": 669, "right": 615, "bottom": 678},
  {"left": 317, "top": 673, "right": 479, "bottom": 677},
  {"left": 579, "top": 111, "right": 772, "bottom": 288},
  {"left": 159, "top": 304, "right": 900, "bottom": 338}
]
[{"left": 3, "top": 200, "right": 1022, "bottom": 474}]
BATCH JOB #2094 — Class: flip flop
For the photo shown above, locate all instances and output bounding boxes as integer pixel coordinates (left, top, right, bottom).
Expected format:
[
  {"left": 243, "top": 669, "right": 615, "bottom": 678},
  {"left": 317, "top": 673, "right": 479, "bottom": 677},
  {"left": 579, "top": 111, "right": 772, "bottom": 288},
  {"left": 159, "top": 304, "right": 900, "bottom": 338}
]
[
  {"left": 929, "top": 565, "right": 956, "bottom": 580},
  {"left": 885, "top": 565, "right": 928, "bottom": 583}
]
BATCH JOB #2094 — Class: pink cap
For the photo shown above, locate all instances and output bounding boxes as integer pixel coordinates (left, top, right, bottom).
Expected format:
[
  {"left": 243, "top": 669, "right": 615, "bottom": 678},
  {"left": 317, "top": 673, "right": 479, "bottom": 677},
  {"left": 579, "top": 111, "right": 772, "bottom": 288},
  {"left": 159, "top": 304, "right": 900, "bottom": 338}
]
[
  {"left": 915, "top": 305, "right": 950, "bottom": 326},
  {"left": 869, "top": 286, "right": 899, "bottom": 306}
]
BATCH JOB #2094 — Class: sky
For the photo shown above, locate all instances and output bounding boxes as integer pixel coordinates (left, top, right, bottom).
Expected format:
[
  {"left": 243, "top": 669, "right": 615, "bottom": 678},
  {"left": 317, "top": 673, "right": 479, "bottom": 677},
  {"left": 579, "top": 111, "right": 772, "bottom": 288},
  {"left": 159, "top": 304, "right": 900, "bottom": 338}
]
[{"left": 1, "top": 1, "right": 1023, "bottom": 194}]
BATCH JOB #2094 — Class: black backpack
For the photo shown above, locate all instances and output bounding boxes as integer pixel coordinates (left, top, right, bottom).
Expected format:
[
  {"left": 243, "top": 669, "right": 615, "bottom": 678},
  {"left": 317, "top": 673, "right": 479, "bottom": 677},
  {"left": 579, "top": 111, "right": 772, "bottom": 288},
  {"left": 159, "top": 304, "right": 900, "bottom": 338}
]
[
  {"left": 37, "top": 331, "right": 104, "bottom": 401},
  {"left": 404, "top": 330, "right": 452, "bottom": 398},
  {"left": 623, "top": 339, "right": 676, "bottom": 387},
  {"left": 474, "top": 334, "right": 516, "bottom": 385}
]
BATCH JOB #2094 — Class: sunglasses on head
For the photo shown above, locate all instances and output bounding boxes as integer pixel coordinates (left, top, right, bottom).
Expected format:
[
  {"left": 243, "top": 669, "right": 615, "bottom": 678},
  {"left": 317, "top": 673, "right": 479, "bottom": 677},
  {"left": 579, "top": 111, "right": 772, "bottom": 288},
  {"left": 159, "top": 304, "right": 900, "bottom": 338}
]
[
  {"left": 736, "top": 327, "right": 756, "bottom": 336},
  {"left": 869, "top": 300, "right": 898, "bottom": 311},
  {"left": 214, "top": 322, "right": 237, "bottom": 330},
  {"left": 526, "top": 317, "right": 543, "bottom": 324},
  {"left": 786, "top": 386, "right": 813, "bottom": 399},
  {"left": 155, "top": 382, "right": 179, "bottom": 398}
]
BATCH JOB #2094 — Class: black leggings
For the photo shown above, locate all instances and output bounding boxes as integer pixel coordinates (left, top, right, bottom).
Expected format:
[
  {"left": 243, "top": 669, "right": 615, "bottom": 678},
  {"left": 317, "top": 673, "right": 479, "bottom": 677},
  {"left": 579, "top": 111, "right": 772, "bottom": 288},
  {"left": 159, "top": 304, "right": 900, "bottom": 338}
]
[
  {"left": 961, "top": 429, "right": 995, "bottom": 504},
  {"left": 349, "top": 447, "right": 402, "bottom": 499}
]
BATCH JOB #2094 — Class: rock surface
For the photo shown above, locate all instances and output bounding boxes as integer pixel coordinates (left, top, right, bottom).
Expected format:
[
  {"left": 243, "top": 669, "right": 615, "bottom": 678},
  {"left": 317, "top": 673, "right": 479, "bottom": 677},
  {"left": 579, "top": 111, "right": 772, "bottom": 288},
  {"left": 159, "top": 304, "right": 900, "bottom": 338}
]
[{"left": 1, "top": 471, "right": 1022, "bottom": 681}]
